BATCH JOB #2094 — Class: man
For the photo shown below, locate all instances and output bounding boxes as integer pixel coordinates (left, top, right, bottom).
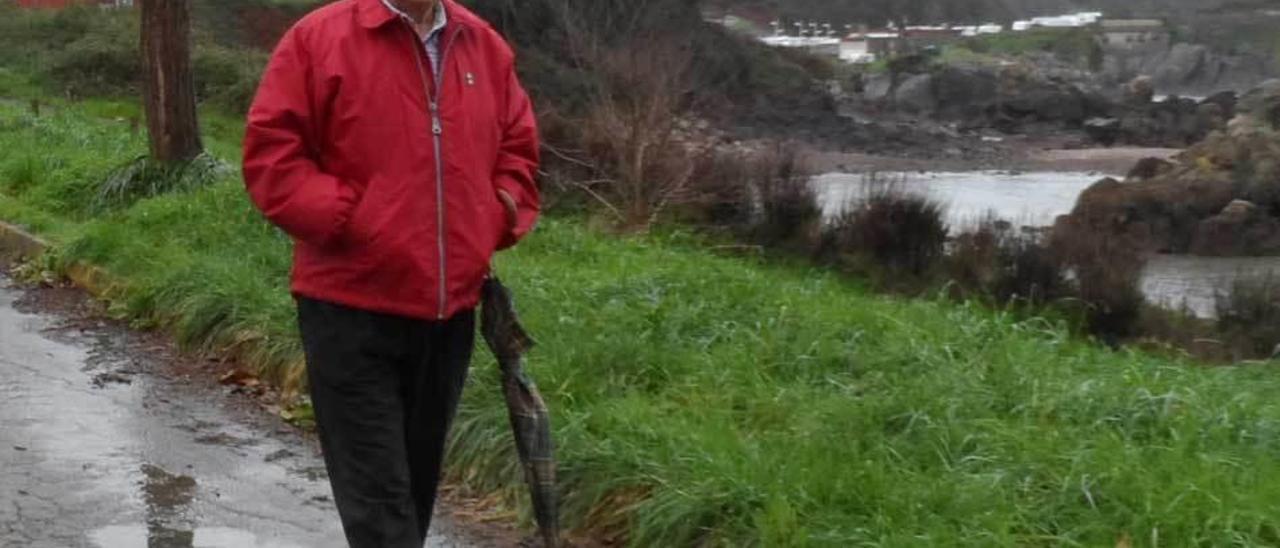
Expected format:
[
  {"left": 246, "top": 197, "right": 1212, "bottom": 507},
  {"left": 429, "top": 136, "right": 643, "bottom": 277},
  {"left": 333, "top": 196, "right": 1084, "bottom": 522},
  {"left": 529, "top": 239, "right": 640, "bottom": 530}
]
[{"left": 241, "top": 0, "right": 540, "bottom": 545}]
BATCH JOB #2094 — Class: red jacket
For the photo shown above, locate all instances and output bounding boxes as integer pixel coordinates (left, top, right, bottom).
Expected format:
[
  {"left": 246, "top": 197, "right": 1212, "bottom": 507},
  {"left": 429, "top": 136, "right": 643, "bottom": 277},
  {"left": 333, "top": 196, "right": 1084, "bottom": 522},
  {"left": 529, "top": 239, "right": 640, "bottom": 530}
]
[{"left": 243, "top": 0, "right": 540, "bottom": 321}]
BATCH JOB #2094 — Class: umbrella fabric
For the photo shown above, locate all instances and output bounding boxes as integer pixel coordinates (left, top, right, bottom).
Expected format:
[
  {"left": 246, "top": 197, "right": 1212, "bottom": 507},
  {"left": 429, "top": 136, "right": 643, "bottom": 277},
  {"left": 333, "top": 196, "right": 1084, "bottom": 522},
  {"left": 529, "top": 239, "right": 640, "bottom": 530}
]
[{"left": 480, "top": 278, "right": 560, "bottom": 547}]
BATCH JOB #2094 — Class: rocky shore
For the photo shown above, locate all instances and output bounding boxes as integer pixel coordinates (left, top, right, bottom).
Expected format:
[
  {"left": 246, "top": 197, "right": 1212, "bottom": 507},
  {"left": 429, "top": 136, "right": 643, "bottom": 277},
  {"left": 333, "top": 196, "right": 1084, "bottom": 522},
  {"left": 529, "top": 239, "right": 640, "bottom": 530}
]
[
  {"left": 805, "top": 140, "right": 1180, "bottom": 174},
  {"left": 852, "top": 60, "right": 1237, "bottom": 150},
  {"left": 1054, "top": 80, "right": 1280, "bottom": 257}
]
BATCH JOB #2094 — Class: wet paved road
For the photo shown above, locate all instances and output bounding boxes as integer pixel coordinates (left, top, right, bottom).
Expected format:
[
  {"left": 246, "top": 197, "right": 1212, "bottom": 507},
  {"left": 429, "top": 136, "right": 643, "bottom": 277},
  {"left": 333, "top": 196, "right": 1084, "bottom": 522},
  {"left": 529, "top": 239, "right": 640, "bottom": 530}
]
[{"left": 0, "top": 276, "right": 478, "bottom": 548}]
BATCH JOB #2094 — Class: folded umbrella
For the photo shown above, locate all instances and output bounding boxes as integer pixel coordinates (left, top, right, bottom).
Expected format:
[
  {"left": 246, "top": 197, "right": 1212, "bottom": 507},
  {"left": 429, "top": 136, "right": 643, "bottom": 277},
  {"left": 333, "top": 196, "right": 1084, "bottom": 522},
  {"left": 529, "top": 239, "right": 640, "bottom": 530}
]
[{"left": 480, "top": 277, "right": 560, "bottom": 548}]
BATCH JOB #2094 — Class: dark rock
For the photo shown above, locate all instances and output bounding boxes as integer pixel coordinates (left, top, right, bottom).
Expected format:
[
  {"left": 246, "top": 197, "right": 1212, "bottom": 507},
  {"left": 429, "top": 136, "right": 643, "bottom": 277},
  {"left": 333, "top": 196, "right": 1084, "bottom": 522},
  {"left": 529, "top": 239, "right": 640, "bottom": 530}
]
[
  {"left": 1060, "top": 81, "right": 1280, "bottom": 258},
  {"left": 1098, "top": 93, "right": 1227, "bottom": 148},
  {"left": 894, "top": 73, "right": 937, "bottom": 113},
  {"left": 1081, "top": 91, "right": 1117, "bottom": 118},
  {"left": 863, "top": 74, "right": 893, "bottom": 102},
  {"left": 1154, "top": 44, "right": 1211, "bottom": 89},
  {"left": 1218, "top": 199, "right": 1258, "bottom": 223},
  {"left": 1106, "top": 40, "right": 1271, "bottom": 98},
  {"left": 1196, "top": 102, "right": 1228, "bottom": 135},
  {"left": 1085, "top": 117, "right": 1121, "bottom": 146},
  {"left": 1074, "top": 177, "right": 1125, "bottom": 215},
  {"left": 932, "top": 66, "right": 998, "bottom": 118},
  {"left": 1126, "top": 157, "right": 1176, "bottom": 181},
  {"left": 1191, "top": 199, "right": 1280, "bottom": 256},
  {"left": 1238, "top": 79, "right": 1280, "bottom": 129},
  {"left": 1200, "top": 90, "right": 1238, "bottom": 118},
  {"left": 1126, "top": 75, "right": 1155, "bottom": 105},
  {"left": 1058, "top": 175, "right": 1236, "bottom": 255},
  {"left": 1004, "top": 86, "right": 1087, "bottom": 124}
]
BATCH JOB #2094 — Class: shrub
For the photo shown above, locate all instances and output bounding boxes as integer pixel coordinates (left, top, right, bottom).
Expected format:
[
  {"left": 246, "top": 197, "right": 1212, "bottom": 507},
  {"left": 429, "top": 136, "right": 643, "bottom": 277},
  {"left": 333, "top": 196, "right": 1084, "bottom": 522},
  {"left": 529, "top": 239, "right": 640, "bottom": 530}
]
[
  {"left": 0, "top": 2, "right": 268, "bottom": 112},
  {"left": 818, "top": 177, "right": 948, "bottom": 278},
  {"left": 948, "top": 216, "right": 1071, "bottom": 306},
  {"left": 749, "top": 145, "right": 819, "bottom": 248},
  {"left": 995, "top": 232, "right": 1072, "bottom": 305},
  {"left": 946, "top": 217, "right": 1002, "bottom": 294},
  {"left": 1053, "top": 233, "right": 1147, "bottom": 345},
  {"left": 1132, "top": 305, "right": 1227, "bottom": 362},
  {"left": 192, "top": 46, "right": 267, "bottom": 113},
  {"left": 567, "top": 27, "right": 698, "bottom": 229},
  {"left": 48, "top": 14, "right": 142, "bottom": 98},
  {"left": 672, "top": 144, "right": 818, "bottom": 253},
  {"left": 1215, "top": 275, "right": 1280, "bottom": 359},
  {"left": 680, "top": 149, "right": 754, "bottom": 230}
]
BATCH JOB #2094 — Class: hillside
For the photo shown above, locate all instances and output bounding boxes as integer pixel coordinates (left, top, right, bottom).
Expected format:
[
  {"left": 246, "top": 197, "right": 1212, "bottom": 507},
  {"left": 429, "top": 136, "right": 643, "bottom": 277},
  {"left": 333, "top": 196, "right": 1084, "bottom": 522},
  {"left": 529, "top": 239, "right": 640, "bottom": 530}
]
[
  {"left": 11, "top": 1, "right": 1280, "bottom": 545},
  {"left": 465, "top": 0, "right": 849, "bottom": 144},
  {"left": 707, "top": 0, "right": 1275, "bottom": 63},
  {"left": 706, "top": 0, "right": 1227, "bottom": 24}
]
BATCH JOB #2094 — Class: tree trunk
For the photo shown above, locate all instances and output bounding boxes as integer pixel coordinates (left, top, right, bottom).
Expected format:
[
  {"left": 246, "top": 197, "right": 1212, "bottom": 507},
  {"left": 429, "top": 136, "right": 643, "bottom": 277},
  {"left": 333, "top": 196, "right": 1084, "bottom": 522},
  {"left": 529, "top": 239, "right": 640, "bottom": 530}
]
[{"left": 140, "top": 0, "right": 202, "bottom": 164}]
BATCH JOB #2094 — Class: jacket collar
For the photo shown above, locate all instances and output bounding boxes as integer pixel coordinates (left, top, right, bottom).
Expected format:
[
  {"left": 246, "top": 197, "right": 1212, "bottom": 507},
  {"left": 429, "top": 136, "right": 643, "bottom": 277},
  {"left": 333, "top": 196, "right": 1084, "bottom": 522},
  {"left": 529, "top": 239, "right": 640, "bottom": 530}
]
[{"left": 358, "top": 0, "right": 474, "bottom": 31}]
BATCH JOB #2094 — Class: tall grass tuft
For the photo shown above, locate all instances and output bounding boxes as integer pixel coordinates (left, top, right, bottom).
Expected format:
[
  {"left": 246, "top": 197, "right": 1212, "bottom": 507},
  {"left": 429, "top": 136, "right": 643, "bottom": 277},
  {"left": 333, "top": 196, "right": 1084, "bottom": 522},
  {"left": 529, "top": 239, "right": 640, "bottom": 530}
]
[
  {"left": 94, "top": 154, "right": 225, "bottom": 212},
  {"left": 1, "top": 154, "right": 43, "bottom": 196}
]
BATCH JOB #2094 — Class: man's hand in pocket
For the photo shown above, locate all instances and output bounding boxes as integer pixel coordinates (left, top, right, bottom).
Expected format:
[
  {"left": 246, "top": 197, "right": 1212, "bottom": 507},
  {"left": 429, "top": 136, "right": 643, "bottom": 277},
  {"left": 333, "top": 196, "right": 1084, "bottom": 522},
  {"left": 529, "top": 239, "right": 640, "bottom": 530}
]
[{"left": 497, "top": 189, "right": 518, "bottom": 230}]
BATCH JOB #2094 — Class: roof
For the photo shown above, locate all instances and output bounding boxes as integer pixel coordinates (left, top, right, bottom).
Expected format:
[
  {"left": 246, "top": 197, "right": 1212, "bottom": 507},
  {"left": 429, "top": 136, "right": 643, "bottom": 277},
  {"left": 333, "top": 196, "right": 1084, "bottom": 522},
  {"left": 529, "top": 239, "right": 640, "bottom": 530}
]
[
  {"left": 845, "top": 32, "right": 901, "bottom": 41},
  {"left": 761, "top": 36, "right": 841, "bottom": 48},
  {"left": 1101, "top": 19, "right": 1166, "bottom": 30}
]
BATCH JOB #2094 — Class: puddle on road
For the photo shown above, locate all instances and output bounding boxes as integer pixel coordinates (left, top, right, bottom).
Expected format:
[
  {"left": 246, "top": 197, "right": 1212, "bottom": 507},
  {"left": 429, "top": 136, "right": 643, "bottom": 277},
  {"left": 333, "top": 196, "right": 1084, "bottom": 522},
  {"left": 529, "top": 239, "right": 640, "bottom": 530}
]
[
  {"left": 88, "top": 525, "right": 306, "bottom": 548},
  {"left": 1, "top": 280, "right": 345, "bottom": 546},
  {"left": 2, "top": 274, "right": 499, "bottom": 547},
  {"left": 141, "top": 464, "right": 198, "bottom": 542},
  {"left": 87, "top": 464, "right": 305, "bottom": 548}
]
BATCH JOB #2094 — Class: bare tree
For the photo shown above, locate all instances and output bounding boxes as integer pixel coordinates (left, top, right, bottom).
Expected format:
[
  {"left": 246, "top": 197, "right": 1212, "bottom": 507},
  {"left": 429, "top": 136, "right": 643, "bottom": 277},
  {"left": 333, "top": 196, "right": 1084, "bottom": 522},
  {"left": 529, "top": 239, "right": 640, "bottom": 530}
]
[
  {"left": 554, "top": 0, "right": 701, "bottom": 229},
  {"left": 139, "top": 0, "right": 202, "bottom": 164}
]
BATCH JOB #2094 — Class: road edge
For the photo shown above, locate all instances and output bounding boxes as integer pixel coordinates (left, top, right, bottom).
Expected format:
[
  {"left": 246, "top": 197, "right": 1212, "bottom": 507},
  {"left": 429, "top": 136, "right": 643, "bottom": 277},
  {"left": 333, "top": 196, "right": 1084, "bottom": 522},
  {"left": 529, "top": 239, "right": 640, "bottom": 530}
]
[
  {"left": 0, "top": 218, "right": 534, "bottom": 545},
  {"left": 0, "top": 220, "right": 48, "bottom": 262},
  {"left": 0, "top": 220, "right": 129, "bottom": 310}
]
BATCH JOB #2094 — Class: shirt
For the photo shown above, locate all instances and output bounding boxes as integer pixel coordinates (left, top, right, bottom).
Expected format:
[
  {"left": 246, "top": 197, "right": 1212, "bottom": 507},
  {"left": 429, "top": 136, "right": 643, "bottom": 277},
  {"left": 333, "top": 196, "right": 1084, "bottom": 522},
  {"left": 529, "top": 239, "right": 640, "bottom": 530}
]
[{"left": 380, "top": 0, "right": 448, "bottom": 77}]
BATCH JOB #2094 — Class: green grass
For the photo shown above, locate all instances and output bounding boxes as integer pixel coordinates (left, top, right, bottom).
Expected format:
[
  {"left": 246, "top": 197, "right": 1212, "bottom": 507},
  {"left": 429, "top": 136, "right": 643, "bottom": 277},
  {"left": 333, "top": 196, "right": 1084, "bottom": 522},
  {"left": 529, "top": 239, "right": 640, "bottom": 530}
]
[
  {"left": 936, "top": 45, "right": 1003, "bottom": 68},
  {"left": 957, "top": 28, "right": 1103, "bottom": 70},
  {"left": 10, "top": 99, "right": 1280, "bottom": 545},
  {"left": 0, "top": 3, "right": 270, "bottom": 113}
]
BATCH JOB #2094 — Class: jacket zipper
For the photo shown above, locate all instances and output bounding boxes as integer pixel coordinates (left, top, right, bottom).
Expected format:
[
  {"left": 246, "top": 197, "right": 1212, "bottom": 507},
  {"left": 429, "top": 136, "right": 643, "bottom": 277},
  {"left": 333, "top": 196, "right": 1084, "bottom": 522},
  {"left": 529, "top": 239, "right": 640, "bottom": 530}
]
[{"left": 404, "top": 22, "right": 460, "bottom": 320}]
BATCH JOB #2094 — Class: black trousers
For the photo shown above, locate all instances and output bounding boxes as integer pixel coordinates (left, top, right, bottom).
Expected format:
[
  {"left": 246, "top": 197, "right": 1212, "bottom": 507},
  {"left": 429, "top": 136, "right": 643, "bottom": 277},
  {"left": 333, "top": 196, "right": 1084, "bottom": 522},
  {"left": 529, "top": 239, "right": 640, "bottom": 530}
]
[{"left": 297, "top": 297, "right": 475, "bottom": 548}]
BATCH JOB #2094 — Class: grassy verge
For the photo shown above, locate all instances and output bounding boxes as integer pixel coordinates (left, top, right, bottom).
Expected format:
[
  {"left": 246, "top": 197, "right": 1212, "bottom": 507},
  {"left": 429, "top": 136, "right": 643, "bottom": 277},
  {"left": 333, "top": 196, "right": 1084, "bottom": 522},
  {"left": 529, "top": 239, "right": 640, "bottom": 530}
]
[{"left": 10, "top": 98, "right": 1280, "bottom": 546}]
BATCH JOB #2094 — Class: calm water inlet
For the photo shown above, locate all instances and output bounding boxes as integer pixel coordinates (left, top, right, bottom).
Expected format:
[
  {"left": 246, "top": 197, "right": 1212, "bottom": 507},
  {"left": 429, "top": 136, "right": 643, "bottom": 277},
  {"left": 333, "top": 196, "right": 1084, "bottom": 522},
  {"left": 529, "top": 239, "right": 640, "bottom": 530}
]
[
  {"left": 815, "top": 171, "right": 1280, "bottom": 318},
  {"left": 813, "top": 171, "right": 1104, "bottom": 230}
]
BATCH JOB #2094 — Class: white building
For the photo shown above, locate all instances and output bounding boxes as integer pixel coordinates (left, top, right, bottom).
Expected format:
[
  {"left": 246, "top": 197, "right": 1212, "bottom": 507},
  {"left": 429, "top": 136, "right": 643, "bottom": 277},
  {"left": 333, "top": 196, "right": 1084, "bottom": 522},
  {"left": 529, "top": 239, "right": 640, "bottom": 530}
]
[
  {"left": 760, "top": 36, "right": 842, "bottom": 58},
  {"left": 1099, "top": 19, "right": 1169, "bottom": 49},
  {"left": 839, "top": 39, "right": 873, "bottom": 64},
  {"left": 1012, "top": 11, "right": 1104, "bottom": 31},
  {"left": 958, "top": 24, "right": 1004, "bottom": 37}
]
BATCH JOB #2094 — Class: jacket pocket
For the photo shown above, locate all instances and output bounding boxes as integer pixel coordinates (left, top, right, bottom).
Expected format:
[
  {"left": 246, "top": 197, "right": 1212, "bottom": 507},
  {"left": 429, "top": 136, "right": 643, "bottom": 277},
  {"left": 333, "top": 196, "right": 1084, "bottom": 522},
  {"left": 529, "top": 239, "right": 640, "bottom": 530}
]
[{"left": 343, "top": 174, "right": 393, "bottom": 250}]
